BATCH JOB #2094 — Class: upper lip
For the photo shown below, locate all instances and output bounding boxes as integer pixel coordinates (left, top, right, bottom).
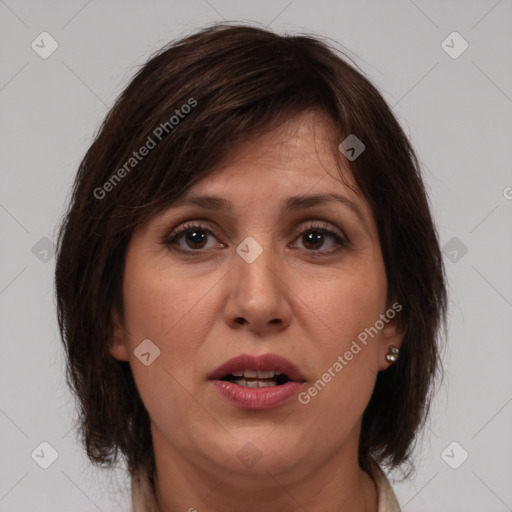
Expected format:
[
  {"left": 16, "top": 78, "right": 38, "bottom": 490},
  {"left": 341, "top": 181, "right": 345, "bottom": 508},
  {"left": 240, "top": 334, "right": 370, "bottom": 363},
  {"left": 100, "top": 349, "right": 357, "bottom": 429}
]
[{"left": 208, "top": 353, "right": 306, "bottom": 381}]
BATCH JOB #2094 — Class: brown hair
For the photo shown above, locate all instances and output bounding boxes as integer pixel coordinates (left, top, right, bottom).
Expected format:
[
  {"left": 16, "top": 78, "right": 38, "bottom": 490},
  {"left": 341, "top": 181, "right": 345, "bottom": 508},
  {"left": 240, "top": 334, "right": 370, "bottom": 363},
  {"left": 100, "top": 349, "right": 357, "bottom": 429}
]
[{"left": 55, "top": 22, "right": 447, "bottom": 477}]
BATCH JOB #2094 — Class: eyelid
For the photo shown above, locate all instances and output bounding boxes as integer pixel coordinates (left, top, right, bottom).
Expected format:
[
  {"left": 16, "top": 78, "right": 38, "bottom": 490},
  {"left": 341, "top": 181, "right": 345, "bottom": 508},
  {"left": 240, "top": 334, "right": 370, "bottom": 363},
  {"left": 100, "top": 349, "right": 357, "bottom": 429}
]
[
  {"left": 160, "top": 220, "right": 221, "bottom": 246},
  {"left": 292, "top": 221, "right": 347, "bottom": 241},
  {"left": 162, "top": 219, "right": 350, "bottom": 255},
  {"left": 292, "top": 221, "right": 350, "bottom": 252}
]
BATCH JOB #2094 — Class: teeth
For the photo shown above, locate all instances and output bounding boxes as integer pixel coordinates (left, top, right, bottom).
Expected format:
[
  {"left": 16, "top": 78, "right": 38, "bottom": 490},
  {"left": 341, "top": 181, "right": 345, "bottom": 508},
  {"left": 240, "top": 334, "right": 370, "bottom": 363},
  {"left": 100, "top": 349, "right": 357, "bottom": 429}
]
[
  {"left": 256, "top": 370, "right": 276, "bottom": 378},
  {"left": 230, "top": 369, "right": 278, "bottom": 378},
  {"left": 231, "top": 379, "right": 278, "bottom": 388},
  {"left": 257, "top": 379, "right": 277, "bottom": 387}
]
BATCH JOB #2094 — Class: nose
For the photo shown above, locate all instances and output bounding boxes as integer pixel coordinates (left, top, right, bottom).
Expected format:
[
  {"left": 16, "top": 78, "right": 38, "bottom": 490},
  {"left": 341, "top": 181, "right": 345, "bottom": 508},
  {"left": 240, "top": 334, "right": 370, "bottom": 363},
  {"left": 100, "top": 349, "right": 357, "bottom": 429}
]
[{"left": 223, "top": 238, "right": 292, "bottom": 335}]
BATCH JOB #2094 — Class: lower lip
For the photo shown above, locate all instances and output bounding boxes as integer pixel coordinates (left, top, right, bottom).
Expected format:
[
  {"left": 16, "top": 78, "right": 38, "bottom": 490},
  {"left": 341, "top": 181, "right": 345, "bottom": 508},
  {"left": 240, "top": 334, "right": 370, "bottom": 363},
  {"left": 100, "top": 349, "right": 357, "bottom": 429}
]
[{"left": 210, "top": 380, "right": 304, "bottom": 410}]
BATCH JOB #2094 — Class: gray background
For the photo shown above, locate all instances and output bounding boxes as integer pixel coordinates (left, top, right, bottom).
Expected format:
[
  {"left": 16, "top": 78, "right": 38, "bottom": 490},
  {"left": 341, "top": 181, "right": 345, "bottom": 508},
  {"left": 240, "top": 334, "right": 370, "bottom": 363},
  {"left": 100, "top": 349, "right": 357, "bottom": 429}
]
[{"left": 1, "top": 1, "right": 511, "bottom": 511}]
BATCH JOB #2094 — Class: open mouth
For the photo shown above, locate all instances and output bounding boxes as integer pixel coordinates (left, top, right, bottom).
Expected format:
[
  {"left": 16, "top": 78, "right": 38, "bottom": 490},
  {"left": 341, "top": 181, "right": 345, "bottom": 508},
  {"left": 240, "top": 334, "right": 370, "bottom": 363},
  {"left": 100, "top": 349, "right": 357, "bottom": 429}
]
[
  {"left": 220, "top": 370, "right": 290, "bottom": 388},
  {"left": 209, "top": 354, "right": 305, "bottom": 409}
]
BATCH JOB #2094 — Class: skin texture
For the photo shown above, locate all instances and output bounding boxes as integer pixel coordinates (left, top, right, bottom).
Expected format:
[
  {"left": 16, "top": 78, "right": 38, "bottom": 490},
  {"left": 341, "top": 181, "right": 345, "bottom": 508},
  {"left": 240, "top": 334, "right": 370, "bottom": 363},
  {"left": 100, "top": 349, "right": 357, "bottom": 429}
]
[{"left": 110, "top": 111, "right": 404, "bottom": 512}]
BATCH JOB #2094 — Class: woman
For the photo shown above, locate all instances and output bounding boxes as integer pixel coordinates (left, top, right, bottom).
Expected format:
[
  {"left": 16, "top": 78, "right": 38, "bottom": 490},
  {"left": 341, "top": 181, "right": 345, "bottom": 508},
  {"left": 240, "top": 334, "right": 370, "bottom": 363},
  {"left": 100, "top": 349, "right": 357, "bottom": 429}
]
[{"left": 55, "top": 23, "right": 447, "bottom": 512}]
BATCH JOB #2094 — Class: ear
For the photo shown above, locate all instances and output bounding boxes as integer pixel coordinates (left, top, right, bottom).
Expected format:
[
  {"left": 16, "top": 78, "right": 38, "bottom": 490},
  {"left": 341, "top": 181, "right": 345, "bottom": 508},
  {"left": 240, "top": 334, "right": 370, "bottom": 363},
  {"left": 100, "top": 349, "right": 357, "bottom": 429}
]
[
  {"left": 378, "top": 302, "right": 405, "bottom": 371},
  {"left": 109, "top": 309, "right": 130, "bottom": 361}
]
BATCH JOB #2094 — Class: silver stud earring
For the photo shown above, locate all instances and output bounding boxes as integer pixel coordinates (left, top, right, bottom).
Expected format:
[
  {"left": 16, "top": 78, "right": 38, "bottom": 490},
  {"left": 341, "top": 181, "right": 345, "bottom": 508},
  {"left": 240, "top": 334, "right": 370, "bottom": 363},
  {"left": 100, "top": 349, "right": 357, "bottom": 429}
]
[{"left": 386, "top": 345, "right": 399, "bottom": 363}]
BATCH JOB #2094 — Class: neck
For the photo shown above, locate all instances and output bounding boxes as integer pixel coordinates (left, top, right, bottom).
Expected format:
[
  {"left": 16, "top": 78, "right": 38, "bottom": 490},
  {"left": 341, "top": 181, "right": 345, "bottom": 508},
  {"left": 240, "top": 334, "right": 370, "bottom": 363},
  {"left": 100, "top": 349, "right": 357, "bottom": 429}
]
[{"left": 150, "top": 426, "right": 378, "bottom": 512}]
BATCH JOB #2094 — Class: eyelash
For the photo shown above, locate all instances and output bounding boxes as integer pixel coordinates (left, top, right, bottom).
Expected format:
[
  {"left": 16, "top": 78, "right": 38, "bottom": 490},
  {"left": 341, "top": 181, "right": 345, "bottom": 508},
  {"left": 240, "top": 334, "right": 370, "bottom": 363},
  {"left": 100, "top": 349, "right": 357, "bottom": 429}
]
[{"left": 161, "top": 221, "right": 349, "bottom": 257}]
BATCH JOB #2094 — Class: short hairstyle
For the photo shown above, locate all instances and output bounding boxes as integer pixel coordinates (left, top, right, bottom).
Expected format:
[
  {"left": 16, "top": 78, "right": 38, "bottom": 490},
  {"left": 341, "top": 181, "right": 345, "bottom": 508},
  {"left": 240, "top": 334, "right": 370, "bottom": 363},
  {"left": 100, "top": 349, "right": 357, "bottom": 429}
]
[{"left": 55, "top": 22, "right": 447, "bottom": 477}]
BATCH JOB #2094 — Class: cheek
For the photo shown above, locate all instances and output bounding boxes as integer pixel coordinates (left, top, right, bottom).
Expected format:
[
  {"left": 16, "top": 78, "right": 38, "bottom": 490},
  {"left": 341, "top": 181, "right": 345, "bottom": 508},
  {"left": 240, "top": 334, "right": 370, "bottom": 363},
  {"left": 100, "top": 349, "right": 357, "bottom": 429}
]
[
  {"left": 301, "top": 277, "right": 383, "bottom": 388},
  {"left": 121, "top": 260, "right": 224, "bottom": 437},
  {"left": 121, "top": 256, "right": 225, "bottom": 392},
  {"left": 293, "top": 258, "right": 386, "bottom": 435},
  {"left": 122, "top": 257, "right": 217, "bottom": 347},
  {"left": 295, "top": 253, "right": 387, "bottom": 351}
]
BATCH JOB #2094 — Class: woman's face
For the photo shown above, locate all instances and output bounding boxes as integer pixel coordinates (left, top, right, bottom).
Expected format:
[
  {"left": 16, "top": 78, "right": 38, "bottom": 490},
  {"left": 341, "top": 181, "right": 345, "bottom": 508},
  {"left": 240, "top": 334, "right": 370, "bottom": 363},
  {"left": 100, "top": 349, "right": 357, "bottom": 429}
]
[{"left": 110, "top": 111, "right": 403, "bottom": 484}]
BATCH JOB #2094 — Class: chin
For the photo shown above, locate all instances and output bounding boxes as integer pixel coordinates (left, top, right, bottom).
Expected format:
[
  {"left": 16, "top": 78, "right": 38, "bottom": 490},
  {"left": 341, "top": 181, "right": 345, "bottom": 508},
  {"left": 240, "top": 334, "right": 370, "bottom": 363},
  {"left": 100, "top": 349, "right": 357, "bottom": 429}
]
[{"left": 207, "top": 429, "right": 305, "bottom": 475}]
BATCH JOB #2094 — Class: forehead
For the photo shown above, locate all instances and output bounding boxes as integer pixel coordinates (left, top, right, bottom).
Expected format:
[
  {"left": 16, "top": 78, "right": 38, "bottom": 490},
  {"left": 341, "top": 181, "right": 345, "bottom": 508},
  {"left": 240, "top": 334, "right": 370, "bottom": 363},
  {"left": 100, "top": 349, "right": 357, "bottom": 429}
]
[
  {"left": 158, "top": 111, "right": 377, "bottom": 236},
  {"left": 191, "top": 110, "right": 359, "bottom": 196}
]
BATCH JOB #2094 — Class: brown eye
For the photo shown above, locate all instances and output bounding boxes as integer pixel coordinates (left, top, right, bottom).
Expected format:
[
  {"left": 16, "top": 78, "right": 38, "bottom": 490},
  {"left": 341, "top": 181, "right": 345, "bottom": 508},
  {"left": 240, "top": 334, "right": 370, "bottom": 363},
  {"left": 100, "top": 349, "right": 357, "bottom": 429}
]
[
  {"left": 182, "top": 228, "right": 209, "bottom": 249},
  {"left": 163, "top": 222, "right": 223, "bottom": 254},
  {"left": 293, "top": 224, "right": 349, "bottom": 255},
  {"left": 162, "top": 221, "right": 348, "bottom": 257},
  {"left": 301, "top": 231, "right": 325, "bottom": 250}
]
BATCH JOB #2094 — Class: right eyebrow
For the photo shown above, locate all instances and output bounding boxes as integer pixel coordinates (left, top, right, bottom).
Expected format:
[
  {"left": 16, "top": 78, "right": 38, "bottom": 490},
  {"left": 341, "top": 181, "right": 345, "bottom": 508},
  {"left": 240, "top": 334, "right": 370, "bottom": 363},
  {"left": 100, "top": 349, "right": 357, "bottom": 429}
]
[{"left": 169, "top": 192, "right": 367, "bottom": 230}]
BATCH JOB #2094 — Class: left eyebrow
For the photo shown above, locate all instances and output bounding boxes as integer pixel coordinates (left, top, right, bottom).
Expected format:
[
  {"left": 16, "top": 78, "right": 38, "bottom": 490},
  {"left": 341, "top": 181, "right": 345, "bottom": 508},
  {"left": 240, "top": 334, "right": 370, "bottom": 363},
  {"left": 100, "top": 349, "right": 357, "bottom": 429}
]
[
  {"left": 170, "top": 192, "right": 367, "bottom": 228},
  {"left": 281, "top": 193, "right": 366, "bottom": 226}
]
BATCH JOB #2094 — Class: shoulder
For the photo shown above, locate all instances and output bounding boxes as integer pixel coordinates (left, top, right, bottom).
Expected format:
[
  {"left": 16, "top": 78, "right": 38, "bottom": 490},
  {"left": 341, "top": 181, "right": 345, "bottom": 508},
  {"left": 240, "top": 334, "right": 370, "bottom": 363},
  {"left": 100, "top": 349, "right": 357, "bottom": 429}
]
[
  {"left": 131, "top": 465, "right": 160, "bottom": 512},
  {"left": 367, "top": 460, "right": 401, "bottom": 512}
]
